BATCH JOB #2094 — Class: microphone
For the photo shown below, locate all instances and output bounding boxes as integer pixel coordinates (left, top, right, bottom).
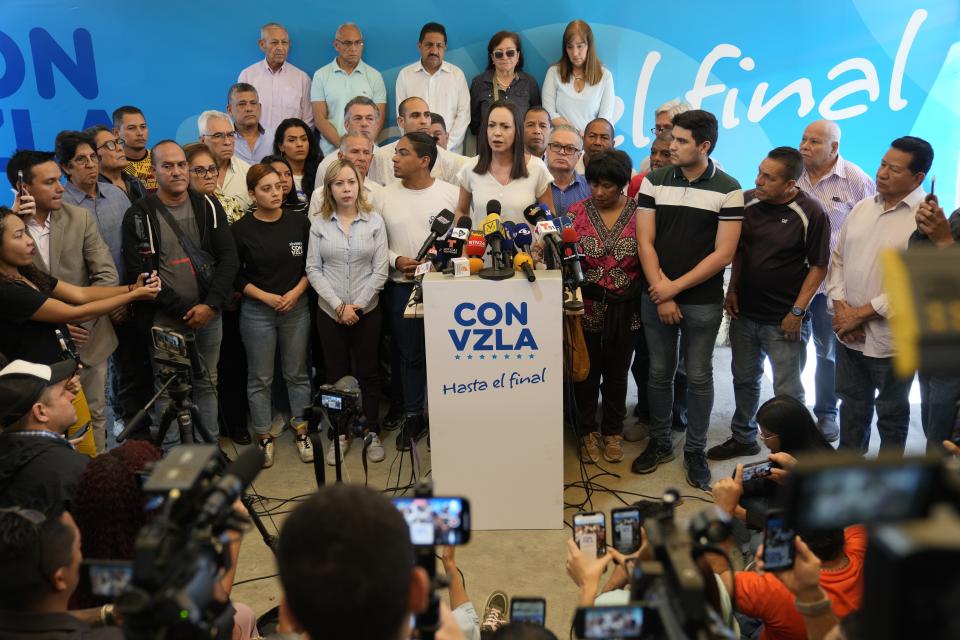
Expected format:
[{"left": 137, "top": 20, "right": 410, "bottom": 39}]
[
  {"left": 556, "top": 214, "right": 574, "bottom": 230},
  {"left": 532, "top": 216, "right": 563, "bottom": 269},
  {"left": 514, "top": 252, "right": 536, "bottom": 282},
  {"left": 468, "top": 257, "right": 484, "bottom": 274},
  {"left": 513, "top": 223, "right": 534, "bottom": 253},
  {"left": 438, "top": 217, "right": 472, "bottom": 266},
  {"left": 466, "top": 232, "right": 486, "bottom": 259},
  {"left": 481, "top": 213, "right": 505, "bottom": 261},
  {"left": 522, "top": 203, "right": 550, "bottom": 226},
  {"left": 486, "top": 199, "right": 502, "bottom": 217},
  {"left": 561, "top": 226, "right": 586, "bottom": 286},
  {"left": 198, "top": 445, "right": 264, "bottom": 527},
  {"left": 414, "top": 209, "right": 454, "bottom": 262}
]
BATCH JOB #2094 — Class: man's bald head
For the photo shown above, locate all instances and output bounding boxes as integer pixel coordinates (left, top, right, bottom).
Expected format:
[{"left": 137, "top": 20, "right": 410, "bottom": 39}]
[
  {"left": 150, "top": 140, "right": 188, "bottom": 197},
  {"left": 799, "top": 120, "right": 840, "bottom": 172}
]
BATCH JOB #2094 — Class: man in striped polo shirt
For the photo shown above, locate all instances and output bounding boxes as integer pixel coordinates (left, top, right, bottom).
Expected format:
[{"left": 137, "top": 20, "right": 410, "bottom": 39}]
[
  {"left": 711, "top": 147, "right": 830, "bottom": 460},
  {"left": 798, "top": 120, "right": 875, "bottom": 442},
  {"left": 632, "top": 109, "right": 743, "bottom": 489}
]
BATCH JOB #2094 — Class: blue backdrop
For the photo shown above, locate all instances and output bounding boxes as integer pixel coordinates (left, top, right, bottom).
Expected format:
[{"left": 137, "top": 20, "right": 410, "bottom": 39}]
[{"left": 2, "top": 0, "right": 958, "bottom": 207}]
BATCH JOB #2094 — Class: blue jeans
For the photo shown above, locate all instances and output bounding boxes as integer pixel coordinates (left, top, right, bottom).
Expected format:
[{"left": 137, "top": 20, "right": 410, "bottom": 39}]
[
  {"left": 239, "top": 297, "right": 312, "bottom": 436},
  {"left": 730, "top": 315, "right": 810, "bottom": 444},
  {"left": 641, "top": 297, "right": 723, "bottom": 453},
  {"left": 388, "top": 283, "right": 426, "bottom": 415},
  {"left": 919, "top": 374, "right": 960, "bottom": 452},
  {"left": 151, "top": 313, "right": 222, "bottom": 447},
  {"left": 836, "top": 344, "right": 912, "bottom": 454},
  {"left": 809, "top": 294, "right": 839, "bottom": 420}
]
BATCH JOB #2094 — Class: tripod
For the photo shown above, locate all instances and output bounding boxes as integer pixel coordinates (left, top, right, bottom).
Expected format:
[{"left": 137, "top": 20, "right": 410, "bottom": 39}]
[{"left": 152, "top": 367, "right": 215, "bottom": 447}]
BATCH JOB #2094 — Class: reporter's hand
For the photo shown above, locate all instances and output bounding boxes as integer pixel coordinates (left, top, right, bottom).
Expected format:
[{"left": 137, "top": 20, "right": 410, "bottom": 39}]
[
  {"left": 657, "top": 300, "right": 683, "bottom": 325},
  {"left": 441, "top": 545, "right": 457, "bottom": 574},
  {"left": 12, "top": 191, "right": 36, "bottom": 219},
  {"left": 756, "top": 536, "right": 823, "bottom": 600},
  {"left": 183, "top": 303, "right": 215, "bottom": 328},
  {"left": 710, "top": 465, "right": 743, "bottom": 516},
  {"left": 67, "top": 324, "right": 90, "bottom": 348},
  {"left": 723, "top": 291, "right": 739, "bottom": 319},
  {"left": 768, "top": 451, "right": 797, "bottom": 485},
  {"left": 565, "top": 538, "right": 613, "bottom": 592},
  {"left": 395, "top": 256, "right": 422, "bottom": 278}
]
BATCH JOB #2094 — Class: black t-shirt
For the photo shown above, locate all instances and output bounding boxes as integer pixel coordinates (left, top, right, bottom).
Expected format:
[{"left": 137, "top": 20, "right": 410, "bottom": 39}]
[
  {"left": 737, "top": 189, "right": 830, "bottom": 324},
  {"left": 0, "top": 276, "right": 68, "bottom": 364},
  {"left": 231, "top": 211, "right": 311, "bottom": 296}
]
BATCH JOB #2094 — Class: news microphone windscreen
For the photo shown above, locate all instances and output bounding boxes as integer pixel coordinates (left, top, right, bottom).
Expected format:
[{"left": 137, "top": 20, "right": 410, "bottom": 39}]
[
  {"left": 455, "top": 217, "right": 473, "bottom": 231},
  {"left": 513, "top": 223, "right": 533, "bottom": 248},
  {"left": 430, "top": 210, "right": 454, "bottom": 235},
  {"left": 486, "top": 200, "right": 502, "bottom": 216},
  {"left": 468, "top": 257, "right": 484, "bottom": 274},
  {"left": 523, "top": 203, "right": 546, "bottom": 223},
  {"left": 514, "top": 252, "right": 534, "bottom": 269},
  {"left": 466, "top": 233, "right": 486, "bottom": 258},
  {"left": 561, "top": 227, "right": 580, "bottom": 243}
]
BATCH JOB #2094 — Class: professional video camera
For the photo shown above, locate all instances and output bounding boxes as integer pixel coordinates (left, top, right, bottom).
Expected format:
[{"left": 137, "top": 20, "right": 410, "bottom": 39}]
[
  {"left": 302, "top": 376, "right": 366, "bottom": 484},
  {"left": 116, "top": 444, "right": 265, "bottom": 640}
]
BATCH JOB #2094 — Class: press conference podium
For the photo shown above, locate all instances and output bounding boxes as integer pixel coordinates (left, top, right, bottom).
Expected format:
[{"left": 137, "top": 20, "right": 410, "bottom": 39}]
[{"left": 421, "top": 271, "right": 564, "bottom": 530}]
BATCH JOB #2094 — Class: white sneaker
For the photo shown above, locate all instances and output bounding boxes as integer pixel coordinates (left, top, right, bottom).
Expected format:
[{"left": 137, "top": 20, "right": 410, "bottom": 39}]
[
  {"left": 269, "top": 413, "right": 288, "bottom": 438},
  {"left": 295, "top": 433, "right": 314, "bottom": 463},
  {"left": 366, "top": 433, "right": 385, "bottom": 463},
  {"left": 325, "top": 435, "right": 349, "bottom": 466},
  {"left": 258, "top": 437, "right": 275, "bottom": 468}
]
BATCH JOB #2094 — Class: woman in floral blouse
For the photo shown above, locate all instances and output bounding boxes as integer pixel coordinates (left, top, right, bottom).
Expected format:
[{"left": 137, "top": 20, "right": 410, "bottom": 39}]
[{"left": 567, "top": 149, "right": 642, "bottom": 465}]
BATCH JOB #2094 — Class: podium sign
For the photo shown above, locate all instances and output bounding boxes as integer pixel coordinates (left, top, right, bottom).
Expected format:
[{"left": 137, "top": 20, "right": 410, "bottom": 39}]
[{"left": 422, "top": 271, "right": 564, "bottom": 530}]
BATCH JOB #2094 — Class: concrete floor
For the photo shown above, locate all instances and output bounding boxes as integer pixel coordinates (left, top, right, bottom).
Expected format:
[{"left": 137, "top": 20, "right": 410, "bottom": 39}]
[{"left": 228, "top": 345, "right": 929, "bottom": 636}]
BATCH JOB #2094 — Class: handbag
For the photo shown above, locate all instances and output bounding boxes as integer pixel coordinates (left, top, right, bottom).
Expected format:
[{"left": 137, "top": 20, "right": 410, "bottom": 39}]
[
  {"left": 155, "top": 203, "right": 217, "bottom": 292},
  {"left": 564, "top": 314, "right": 590, "bottom": 382}
]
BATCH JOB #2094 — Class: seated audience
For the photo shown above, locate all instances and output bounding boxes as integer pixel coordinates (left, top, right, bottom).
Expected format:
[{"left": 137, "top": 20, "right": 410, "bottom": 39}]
[{"left": 541, "top": 20, "right": 615, "bottom": 133}]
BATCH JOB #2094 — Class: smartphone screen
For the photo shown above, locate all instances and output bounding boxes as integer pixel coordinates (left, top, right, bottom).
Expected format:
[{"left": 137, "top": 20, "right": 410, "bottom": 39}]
[
  {"left": 17, "top": 170, "right": 25, "bottom": 199},
  {"left": 573, "top": 512, "right": 606, "bottom": 558},
  {"left": 611, "top": 507, "right": 641, "bottom": 555},
  {"left": 575, "top": 605, "right": 644, "bottom": 639},
  {"left": 740, "top": 461, "right": 774, "bottom": 482},
  {"left": 392, "top": 497, "right": 470, "bottom": 546},
  {"left": 510, "top": 598, "right": 546, "bottom": 626},
  {"left": 81, "top": 560, "right": 134, "bottom": 600},
  {"left": 763, "top": 511, "right": 796, "bottom": 571}
]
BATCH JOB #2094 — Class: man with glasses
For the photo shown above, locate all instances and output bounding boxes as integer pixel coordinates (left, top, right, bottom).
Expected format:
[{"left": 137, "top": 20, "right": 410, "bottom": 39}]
[
  {"left": 112, "top": 105, "right": 156, "bottom": 192},
  {"left": 238, "top": 22, "right": 314, "bottom": 135},
  {"left": 309, "top": 133, "right": 385, "bottom": 215},
  {"left": 523, "top": 106, "right": 552, "bottom": 159},
  {"left": 86, "top": 125, "right": 148, "bottom": 203},
  {"left": 370, "top": 97, "right": 461, "bottom": 187},
  {"left": 396, "top": 22, "right": 470, "bottom": 154},
  {"left": 199, "top": 110, "right": 252, "bottom": 213},
  {"left": 546, "top": 124, "right": 590, "bottom": 215},
  {"left": 638, "top": 99, "right": 690, "bottom": 174},
  {"left": 310, "top": 23, "right": 387, "bottom": 156},
  {"left": 227, "top": 83, "right": 271, "bottom": 165},
  {"left": 0, "top": 359, "right": 87, "bottom": 508},
  {"left": 313, "top": 96, "right": 385, "bottom": 186}
]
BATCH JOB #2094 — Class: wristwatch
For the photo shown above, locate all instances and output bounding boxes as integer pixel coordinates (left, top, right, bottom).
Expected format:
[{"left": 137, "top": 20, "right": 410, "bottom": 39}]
[
  {"left": 794, "top": 595, "right": 833, "bottom": 616},
  {"left": 790, "top": 306, "right": 805, "bottom": 317}
]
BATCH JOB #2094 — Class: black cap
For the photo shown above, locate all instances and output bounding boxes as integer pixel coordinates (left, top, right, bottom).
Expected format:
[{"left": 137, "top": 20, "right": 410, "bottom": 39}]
[{"left": 0, "top": 359, "right": 78, "bottom": 428}]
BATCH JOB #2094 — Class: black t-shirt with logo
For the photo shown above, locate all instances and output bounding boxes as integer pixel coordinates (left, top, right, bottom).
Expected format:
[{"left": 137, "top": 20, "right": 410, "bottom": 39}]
[
  {"left": 231, "top": 211, "right": 311, "bottom": 296},
  {"left": 737, "top": 189, "right": 831, "bottom": 324}
]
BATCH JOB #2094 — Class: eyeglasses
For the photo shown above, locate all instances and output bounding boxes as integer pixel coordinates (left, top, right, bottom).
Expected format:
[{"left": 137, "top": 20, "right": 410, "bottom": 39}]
[
  {"left": 336, "top": 39, "right": 364, "bottom": 48},
  {"left": 758, "top": 430, "right": 778, "bottom": 442},
  {"left": 191, "top": 165, "right": 219, "bottom": 178},
  {"left": 71, "top": 154, "right": 99, "bottom": 167},
  {"left": 203, "top": 131, "right": 238, "bottom": 141},
  {"left": 650, "top": 125, "right": 672, "bottom": 135},
  {"left": 0, "top": 506, "right": 46, "bottom": 525},
  {"left": 97, "top": 139, "right": 123, "bottom": 151},
  {"left": 547, "top": 142, "right": 581, "bottom": 155},
  {"left": 492, "top": 49, "right": 517, "bottom": 59}
]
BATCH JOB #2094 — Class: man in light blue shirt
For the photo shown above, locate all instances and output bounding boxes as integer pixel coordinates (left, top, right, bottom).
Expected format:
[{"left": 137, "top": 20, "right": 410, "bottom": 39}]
[
  {"left": 228, "top": 83, "right": 272, "bottom": 165},
  {"left": 310, "top": 23, "right": 387, "bottom": 156}
]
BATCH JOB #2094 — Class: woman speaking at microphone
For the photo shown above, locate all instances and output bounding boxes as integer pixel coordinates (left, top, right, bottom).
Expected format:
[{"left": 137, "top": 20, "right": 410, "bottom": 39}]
[
  {"left": 566, "top": 150, "right": 641, "bottom": 464},
  {"left": 455, "top": 99, "right": 554, "bottom": 227},
  {"left": 306, "top": 160, "right": 388, "bottom": 466}
]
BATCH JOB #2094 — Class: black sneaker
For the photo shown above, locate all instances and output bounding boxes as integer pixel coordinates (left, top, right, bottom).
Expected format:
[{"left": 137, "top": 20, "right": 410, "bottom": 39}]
[
  {"left": 382, "top": 405, "right": 405, "bottom": 432},
  {"left": 396, "top": 414, "right": 426, "bottom": 451},
  {"left": 817, "top": 417, "right": 840, "bottom": 443},
  {"left": 684, "top": 451, "right": 712, "bottom": 490},
  {"left": 706, "top": 437, "right": 761, "bottom": 461},
  {"left": 631, "top": 442, "right": 675, "bottom": 474}
]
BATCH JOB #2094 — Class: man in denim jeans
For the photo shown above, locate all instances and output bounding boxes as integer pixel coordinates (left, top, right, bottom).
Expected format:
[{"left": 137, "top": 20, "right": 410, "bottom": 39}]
[
  {"left": 827, "top": 136, "right": 933, "bottom": 455},
  {"left": 710, "top": 147, "right": 830, "bottom": 461},
  {"left": 633, "top": 110, "right": 743, "bottom": 489}
]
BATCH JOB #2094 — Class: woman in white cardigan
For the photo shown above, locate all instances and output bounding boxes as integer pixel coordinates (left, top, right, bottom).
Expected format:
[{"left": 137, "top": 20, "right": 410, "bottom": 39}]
[{"left": 542, "top": 20, "right": 616, "bottom": 134}]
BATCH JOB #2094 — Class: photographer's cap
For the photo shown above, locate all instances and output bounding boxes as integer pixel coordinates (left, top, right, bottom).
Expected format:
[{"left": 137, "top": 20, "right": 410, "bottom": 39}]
[{"left": 0, "top": 359, "right": 77, "bottom": 428}]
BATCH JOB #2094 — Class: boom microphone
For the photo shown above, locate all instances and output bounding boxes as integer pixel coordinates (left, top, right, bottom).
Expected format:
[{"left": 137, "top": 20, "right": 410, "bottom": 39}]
[
  {"left": 198, "top": 445, "right": 264, "bottom": 527},
  {"left": 414, "top": 209, "right": 454, "bottom": 262},
  {"left": 561, "top": 226, "right": 586, "bottom": 286}
]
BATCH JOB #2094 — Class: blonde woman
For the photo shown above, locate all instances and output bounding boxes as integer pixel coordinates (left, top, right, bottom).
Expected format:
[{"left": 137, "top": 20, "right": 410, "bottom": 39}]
[
  {"left": 306, "top": 160, "right": 388, "bottom": 465},
  {"left": 542, "top": 20, "right": 615, "bottom": 133}
]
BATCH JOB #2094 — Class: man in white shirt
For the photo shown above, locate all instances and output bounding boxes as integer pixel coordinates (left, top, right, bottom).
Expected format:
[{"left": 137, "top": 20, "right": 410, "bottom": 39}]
[
  {"left": 395, "top": 23, "right": 470, "bottom": 154},
  {"left": 797, "top": 119, "right": 876, "bottom": 442},
  {"left": 381, "top": 132, "right": 459, "bottom": 452},
  {"left": 370, "top": 97, "right": 461, "bottom": 187},
  {"left": 314, "top": 97, "right": 384, "bottom": 187},
  {"left": 309, "top": 133, "right": 384, "bottom": 216},
  {"left": 827, "top": 136, "right": 933, "bottom": 455},
  {"left": 237, "top": 22, "right": 314, "bottom": 135},
  {"left": 198, "top": 110, "right": 252, "bottom": 215}
]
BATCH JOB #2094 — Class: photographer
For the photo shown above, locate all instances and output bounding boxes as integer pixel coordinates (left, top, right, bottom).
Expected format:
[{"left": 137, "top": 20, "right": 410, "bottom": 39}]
[
  {"left": 276, "top": 484, "right": 465, "bottom": 640},
  {"left": 120, "top": 141, "right": 238, "bottom": 445},
  {"left": 0, "top": 504, "right": 123, "bottom": 639}
]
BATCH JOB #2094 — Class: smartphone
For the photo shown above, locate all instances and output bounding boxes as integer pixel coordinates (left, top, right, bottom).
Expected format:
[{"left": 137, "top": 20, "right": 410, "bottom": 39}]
[
  {"left": 80, "top": 559, "right": 134, "bottom": 601},
  {"left": 573, "top": 511, "right": 606, "bottom": 558},
  {"left": 739, "top": 460, "right": 774, "bottom": 482},
  {"left": 925, "top": 175, "right": 936, "bottom": 203},
  {"left": 573, "top": 605, "right": 644, "bottom": 639},
  {"left": 17, "top": 169, "right": 25, "bottom": 199},
  {"left": 762, "top": 509, "right": 796, "bottom": 571},
  {"left": 510, "top": 597, "right": 546, "bottom": 626},
  {"left": 611, "top": 507, "right": 642, "bottom": 555},
  {"left": 392, "top": 497, "right": 470, "bottom": 546}
]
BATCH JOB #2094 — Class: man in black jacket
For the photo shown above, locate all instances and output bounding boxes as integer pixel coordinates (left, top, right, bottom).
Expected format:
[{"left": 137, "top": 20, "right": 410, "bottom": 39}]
[
  {"left": 0, "top": 359, "right": 87, "bottom": 509},
  {"left": 121, "top": 140, "right": 238, "bottom": 446}
]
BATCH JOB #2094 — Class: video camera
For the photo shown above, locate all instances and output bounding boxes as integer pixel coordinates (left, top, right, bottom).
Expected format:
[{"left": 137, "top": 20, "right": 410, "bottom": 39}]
[
  {"left": 116, "top": 444, "right": 264, "bottom": 640},
  {"left": 303, "top": 376, "right": 364, "bottom": 438},
  {"left": 151, "top": 326, "right": 205, "bottom": 378}
]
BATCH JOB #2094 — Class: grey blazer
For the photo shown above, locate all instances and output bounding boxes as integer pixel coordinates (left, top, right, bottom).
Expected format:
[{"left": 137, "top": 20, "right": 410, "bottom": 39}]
[{"left": 31, "top": 202, "right": 119, "bottom": 366}]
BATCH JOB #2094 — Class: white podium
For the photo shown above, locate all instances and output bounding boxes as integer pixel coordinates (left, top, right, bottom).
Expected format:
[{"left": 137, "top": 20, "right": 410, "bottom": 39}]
[{"left": 422, "top": 271, "right": 564, "bottom": 530}]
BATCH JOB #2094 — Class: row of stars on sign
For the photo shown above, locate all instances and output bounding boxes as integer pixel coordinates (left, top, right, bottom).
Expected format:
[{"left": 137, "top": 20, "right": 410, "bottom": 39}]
[{"left": 454, "top": 354, "right": 536, "bottom": 360}]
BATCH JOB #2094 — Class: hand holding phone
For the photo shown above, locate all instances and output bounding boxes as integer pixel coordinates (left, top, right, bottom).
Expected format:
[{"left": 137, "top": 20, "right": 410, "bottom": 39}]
[
  {"left": 574, "top": 605, "right": 645, "bottom": 639},
  {"left": 739, "top": 460, "right": 776, "bottom": 482},
  {"left": 611, "top": 507, "right": 642, "bottom": 555},
  {"left": 762, "top": 509, "right": 796, "bottom": 571},
  {"left": 573, "top": 511, "right": 606, "bottom": 558}
]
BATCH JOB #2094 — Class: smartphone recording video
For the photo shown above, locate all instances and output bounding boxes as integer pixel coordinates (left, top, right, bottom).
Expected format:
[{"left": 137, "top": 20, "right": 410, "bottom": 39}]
[
  {"left": 510, "top": 597, "right": 546, "bottom": 626},
  {"left": 611, "top": 507, "right": 642, "bottom": 555},
  {"left": 574, "top": 605, "right": 644, "bottom": 639},
  {"left": 762, "top": 510, "right": 796, "bottom": 571},
  {"left": 739, "top": 460, "right": 774, "bottom": 482},
  {"left": 573, "top": 511, "right": 606, "bottom": 559},
  {"left": 392, "top": 497, "right": 470, "bottom": 546}
]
